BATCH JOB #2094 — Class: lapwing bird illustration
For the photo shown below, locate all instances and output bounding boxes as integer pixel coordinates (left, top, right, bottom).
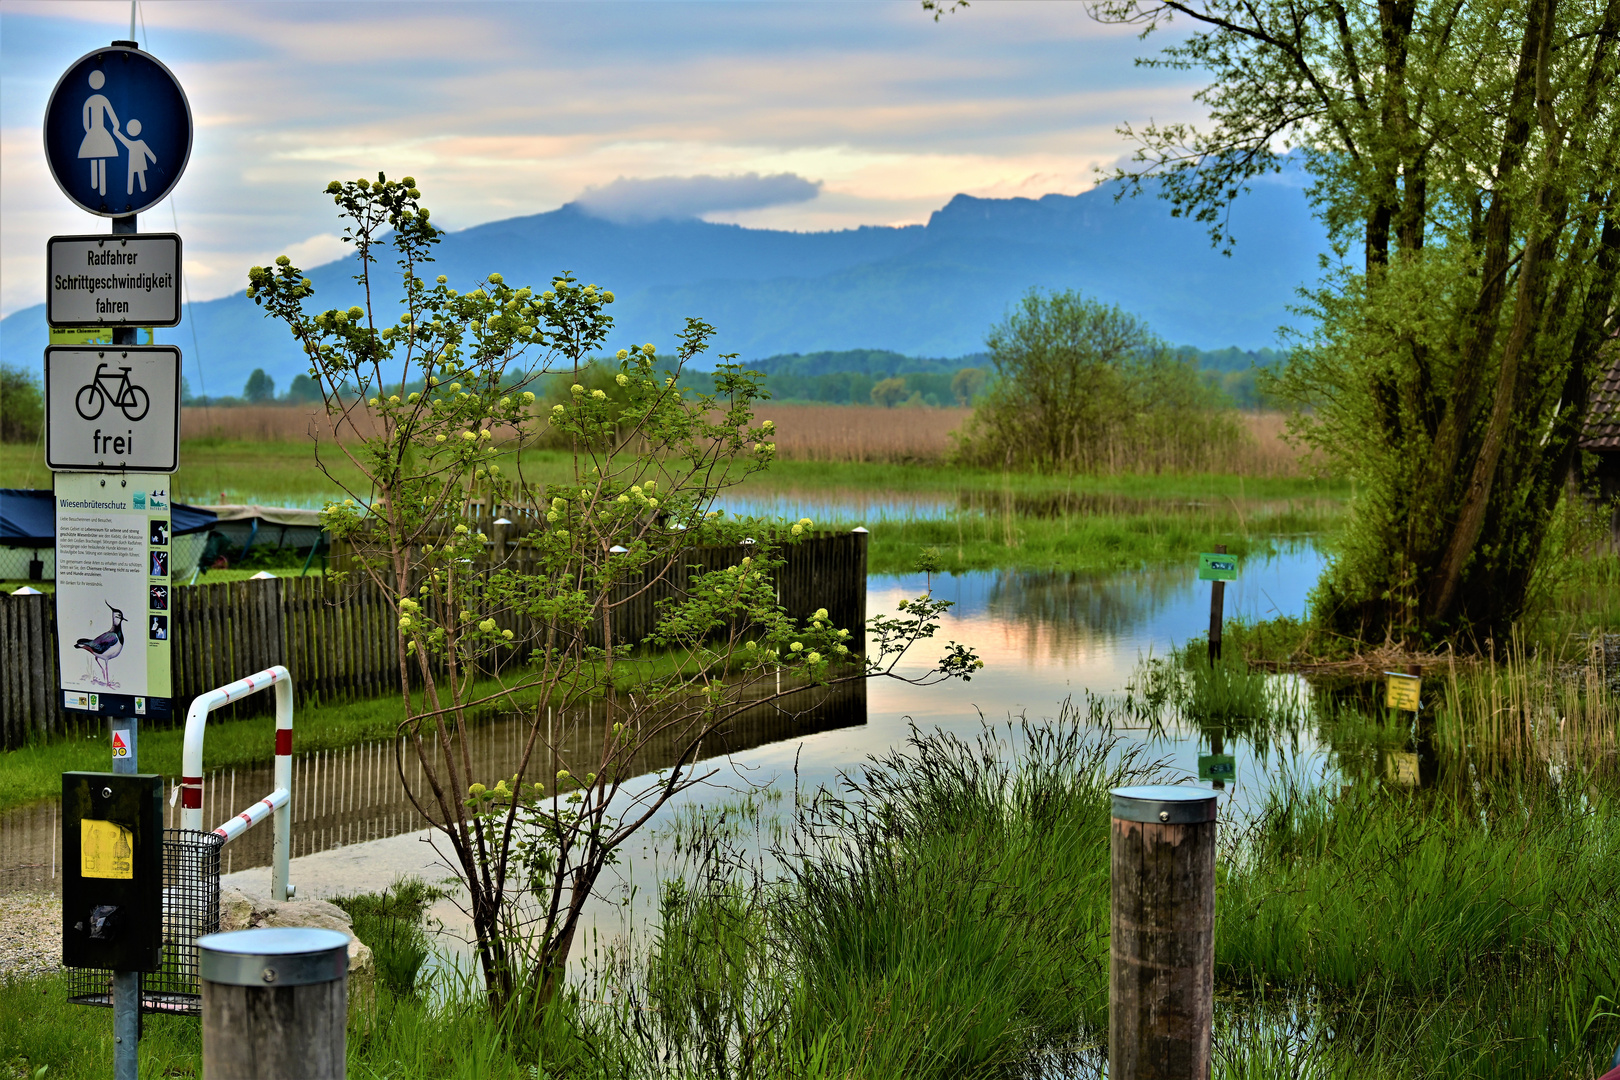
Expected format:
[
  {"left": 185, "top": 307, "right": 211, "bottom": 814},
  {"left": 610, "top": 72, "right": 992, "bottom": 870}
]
[{"left": 75, "top": 602, "right": 126, "bottom": 686}]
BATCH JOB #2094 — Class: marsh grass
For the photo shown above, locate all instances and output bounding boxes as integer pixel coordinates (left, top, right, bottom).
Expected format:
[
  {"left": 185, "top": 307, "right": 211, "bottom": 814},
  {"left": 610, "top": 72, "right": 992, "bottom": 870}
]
[
  {"left": 865, "top": 501, "right": 1337, "bottom": 575},
  {"left": 553, "top": 709, "right": 1176, "bottom": 1080},
  {"left": 159, "top": 402, "right": 1310, "bottom": 473},
  {"left": 333, "top": 877, "right": 448, "bottom": 999},
  {"left": 1431, "top": 636, "right": 1619, "bottom": 767},
  {"left": 1219, "top": 775, "right": 1620, "bottom": 1078}
]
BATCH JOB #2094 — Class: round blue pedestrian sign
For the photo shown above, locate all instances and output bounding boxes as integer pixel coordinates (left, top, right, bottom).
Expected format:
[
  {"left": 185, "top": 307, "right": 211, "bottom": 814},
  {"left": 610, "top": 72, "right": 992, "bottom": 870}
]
[{"left": 43, "top": 44, "right": 192, "bottom": 218}]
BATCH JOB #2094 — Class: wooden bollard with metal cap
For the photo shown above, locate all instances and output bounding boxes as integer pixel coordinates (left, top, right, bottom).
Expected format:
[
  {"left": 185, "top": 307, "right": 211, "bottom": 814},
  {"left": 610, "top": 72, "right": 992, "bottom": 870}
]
[
  {"left": 198, "top": 927, "right": 349, "bottom": 1079},
  {"left": 1109, "top": 784, "right": 1218, "bottom": 1079}
]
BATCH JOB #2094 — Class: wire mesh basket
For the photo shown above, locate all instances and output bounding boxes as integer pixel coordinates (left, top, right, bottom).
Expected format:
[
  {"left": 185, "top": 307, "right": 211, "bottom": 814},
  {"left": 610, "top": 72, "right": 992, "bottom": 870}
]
[{"left": 67, "top": 829, "right": 222, "bottom": 1016}]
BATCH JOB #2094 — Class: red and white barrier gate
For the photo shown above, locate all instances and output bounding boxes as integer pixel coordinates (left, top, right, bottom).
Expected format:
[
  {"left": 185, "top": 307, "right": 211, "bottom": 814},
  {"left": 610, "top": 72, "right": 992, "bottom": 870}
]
[{"left": 180, "top": 665, "right": 294, "bottom": 901}]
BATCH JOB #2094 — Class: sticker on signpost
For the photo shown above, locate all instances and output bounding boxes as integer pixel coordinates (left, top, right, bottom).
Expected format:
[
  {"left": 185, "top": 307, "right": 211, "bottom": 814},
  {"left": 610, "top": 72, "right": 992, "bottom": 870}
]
[{"left": 80, "top": 819, "right": 135, "bottom": 879}]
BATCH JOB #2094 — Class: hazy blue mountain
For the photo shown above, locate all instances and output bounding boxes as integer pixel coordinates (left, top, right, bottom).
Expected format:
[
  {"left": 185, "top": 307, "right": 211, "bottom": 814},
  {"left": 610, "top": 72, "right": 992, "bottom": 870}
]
[{"left": 1, "top": 177, "right": 1326, "bottom": 396}]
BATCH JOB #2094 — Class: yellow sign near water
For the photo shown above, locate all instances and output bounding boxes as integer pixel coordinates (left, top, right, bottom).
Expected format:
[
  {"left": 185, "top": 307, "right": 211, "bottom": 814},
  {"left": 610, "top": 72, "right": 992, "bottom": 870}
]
[
  {"left": 80, "top": 819, "right": 134, "bottom": 879},
  {"left": 1385, "top": 672, "right": 1421, "bottom": 712}
]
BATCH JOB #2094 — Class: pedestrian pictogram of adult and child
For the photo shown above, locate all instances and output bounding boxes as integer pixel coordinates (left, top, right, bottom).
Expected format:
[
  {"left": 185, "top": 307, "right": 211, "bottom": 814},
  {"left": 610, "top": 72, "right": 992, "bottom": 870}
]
[{"left": 79, "top": 69, "right": 157, "bottom": 198}]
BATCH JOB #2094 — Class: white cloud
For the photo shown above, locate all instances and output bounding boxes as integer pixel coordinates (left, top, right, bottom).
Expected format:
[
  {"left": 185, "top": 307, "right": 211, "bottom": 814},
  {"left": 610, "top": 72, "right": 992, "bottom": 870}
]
[
  {"left": 573, "top": 172, "right": 821, "bottom": 224},
  {"left": 0, "top": 1, "right": 1211, "bottom": 316}
]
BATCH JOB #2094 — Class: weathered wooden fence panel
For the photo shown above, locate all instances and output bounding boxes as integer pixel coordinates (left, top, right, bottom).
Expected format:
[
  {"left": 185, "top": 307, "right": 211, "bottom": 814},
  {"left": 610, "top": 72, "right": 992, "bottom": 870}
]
[{"left": 0, "top": 531, "right": 868, "bottom": 748}]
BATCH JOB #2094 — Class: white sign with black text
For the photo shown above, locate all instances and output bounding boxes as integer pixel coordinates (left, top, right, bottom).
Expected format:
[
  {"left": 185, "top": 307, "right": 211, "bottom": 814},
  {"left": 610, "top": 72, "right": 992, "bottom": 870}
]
[
  {"left": 47, "top": 233, "right": 182, "bottom": 327},
  {"left": 45, "top": 345, "right": 181, "bottom": 473}
]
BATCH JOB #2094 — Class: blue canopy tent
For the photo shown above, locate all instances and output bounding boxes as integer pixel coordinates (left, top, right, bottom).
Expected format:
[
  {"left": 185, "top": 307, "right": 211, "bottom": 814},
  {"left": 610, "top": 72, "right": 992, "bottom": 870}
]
[{"left": 0, "top": 489, "right": 217, "bottom": 582}]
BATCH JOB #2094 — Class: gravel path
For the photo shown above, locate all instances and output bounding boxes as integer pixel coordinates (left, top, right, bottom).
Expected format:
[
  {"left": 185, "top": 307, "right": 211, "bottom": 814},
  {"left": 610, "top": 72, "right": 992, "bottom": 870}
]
[{"left": 0, "top": 892, "right": 61, "bottom": 982}]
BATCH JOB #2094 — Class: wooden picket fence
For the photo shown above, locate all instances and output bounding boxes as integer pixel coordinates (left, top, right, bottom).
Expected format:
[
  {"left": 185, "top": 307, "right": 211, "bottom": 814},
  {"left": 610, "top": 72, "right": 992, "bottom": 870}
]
[{"left": 0, "top": 531, "right": 867, "bottom": 749}]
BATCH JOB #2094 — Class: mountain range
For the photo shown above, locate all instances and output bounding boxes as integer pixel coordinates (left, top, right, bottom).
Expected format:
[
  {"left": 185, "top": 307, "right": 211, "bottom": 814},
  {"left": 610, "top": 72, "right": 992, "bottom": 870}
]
[{"left": 1, "top": 176, "right": 1327, "bottom": 396}]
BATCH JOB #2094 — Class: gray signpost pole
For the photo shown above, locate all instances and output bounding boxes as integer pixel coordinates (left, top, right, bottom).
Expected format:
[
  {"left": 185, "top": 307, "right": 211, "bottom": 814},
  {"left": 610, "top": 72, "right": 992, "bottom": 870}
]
[{"left": 108, "top": 204, "right": 140, "bottom": 1080}]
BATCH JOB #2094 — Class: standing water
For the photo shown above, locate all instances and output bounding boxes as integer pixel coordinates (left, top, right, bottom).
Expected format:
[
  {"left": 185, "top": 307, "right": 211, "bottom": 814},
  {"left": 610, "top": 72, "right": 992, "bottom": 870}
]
[{"left": 0, "top": 545, "right": 1329, "bottom": 954}]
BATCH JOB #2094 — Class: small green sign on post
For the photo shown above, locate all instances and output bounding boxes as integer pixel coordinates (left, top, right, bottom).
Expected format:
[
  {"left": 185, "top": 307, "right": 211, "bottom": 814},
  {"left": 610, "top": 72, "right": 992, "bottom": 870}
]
[
  {"left": 1198, "top": 553, "right": 1238, "bottom": 581},
  {"left": 1198, "top": 754, "right": 1236, "bottom": 782}
]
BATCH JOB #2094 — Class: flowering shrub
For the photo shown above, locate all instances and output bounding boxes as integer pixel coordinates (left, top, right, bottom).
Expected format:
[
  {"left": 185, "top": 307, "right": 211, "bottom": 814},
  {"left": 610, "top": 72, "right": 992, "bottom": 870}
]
[{"left": 247, "top": 172, "right": 979, "bottom": 1015}]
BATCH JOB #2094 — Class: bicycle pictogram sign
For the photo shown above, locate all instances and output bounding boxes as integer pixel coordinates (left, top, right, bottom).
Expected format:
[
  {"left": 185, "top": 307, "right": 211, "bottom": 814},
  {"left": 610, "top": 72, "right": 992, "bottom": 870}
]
[
  {"left": 45, "top": 344, "right": 180, "bottom": 473},
  {"left": 75, "top": 362, "right": 151, "bottom": 422}
]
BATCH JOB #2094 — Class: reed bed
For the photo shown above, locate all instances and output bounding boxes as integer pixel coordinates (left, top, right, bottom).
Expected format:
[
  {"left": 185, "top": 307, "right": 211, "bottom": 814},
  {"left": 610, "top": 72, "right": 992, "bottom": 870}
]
[
  {"left": 1433, "top": 636, "right": 1620, "bottom": 766},
  {"left": 174, "top": 403, "right": 1314, "bottom": 476},
  {"left": 1220, "top": 775, "right": 1620, "bottom": 1078},
  {"left": 758, "top": 403, "right": 972, "bottom": 463},
  {"left": 180, "top": 403, "right": 361, "bottom": 442}
]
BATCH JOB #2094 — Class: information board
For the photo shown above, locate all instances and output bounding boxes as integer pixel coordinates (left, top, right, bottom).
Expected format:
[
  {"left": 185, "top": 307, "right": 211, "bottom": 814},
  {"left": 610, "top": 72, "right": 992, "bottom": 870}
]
[{"left": 54, "top": 472, "right": 172, "bottom": 720}]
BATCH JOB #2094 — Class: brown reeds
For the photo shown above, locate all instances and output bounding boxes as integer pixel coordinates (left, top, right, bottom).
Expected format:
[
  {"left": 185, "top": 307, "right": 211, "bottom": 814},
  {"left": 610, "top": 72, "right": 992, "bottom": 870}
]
[
  {"left": 759, "top": 404, "right": 1312, "bottom": 474},
  {"left": 179, "top": 402, "right": 1315, "bottom": 476},
  {"left": 181, "top": 404, "right": 362, "bottom": 442},
  {"left": 758, "top": 404, "right": 972, "bottom": 463},
  {"left": 1436, "top": 636, "right": 1619, "bottom": 764}
]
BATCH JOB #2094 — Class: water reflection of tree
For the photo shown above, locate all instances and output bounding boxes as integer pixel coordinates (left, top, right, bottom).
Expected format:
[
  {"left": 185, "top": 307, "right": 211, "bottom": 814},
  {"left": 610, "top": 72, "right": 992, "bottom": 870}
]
[{"left": 984, "top": 565, "right": 1188, "bottom": 657}]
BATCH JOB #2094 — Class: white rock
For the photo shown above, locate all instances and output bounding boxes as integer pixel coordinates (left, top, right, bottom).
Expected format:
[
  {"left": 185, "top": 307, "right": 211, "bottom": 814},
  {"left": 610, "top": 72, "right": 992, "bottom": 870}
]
[{"left": 217, "top": 886, "right": 373, "bottom": 977}]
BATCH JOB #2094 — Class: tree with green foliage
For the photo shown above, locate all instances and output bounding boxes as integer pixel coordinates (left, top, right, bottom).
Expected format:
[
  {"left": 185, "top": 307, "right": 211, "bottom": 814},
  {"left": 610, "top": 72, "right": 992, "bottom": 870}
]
[
  {"left": 951, "top": 366, "right": 987, "bottom": 406},
  {"left": 870, "top": 376, "right": 909, "bottom": 408},
  {"left": 954, "top": 289, "right": 1236, "bottom": 472},
  {"left": 243, "top": 368, "right": 276, "bottom": 403},
  {"left": 0, "top": 365, "right": 44, "bottom": 444},
  {"left": 284, "top": 372, "right": 323, "bottom": 404},
  {"left": 246, "top": 172, "right": 980, "bottom": 1018},
  {"left": 960, "top": 0, "right": 1620, "bottom": 641}
]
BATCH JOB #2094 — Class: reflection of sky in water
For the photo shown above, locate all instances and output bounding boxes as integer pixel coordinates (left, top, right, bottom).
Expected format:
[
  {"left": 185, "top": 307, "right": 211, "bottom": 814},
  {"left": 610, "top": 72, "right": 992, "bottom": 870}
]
[
  {"left": 709, "top": 543, "right": 1328, "bottom": 813},
  {"left": 221, "top": 543, "right": 1332, "bottom": 969}
]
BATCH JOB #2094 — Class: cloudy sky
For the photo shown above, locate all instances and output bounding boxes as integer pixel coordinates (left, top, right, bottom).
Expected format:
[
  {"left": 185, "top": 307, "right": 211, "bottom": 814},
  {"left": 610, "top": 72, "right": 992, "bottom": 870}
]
[{"left": 0, "top": 0, "right": 1206, "bottom": 318}]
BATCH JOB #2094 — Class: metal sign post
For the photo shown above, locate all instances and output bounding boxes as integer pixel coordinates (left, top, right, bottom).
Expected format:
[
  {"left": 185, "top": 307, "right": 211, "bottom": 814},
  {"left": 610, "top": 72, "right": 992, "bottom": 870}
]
[
  {"left": 1198, "top": 546, "right": 1236, "bottom": 663},
  {"left": 45, "top": 39, "right": 191, "bottom": 1080}
]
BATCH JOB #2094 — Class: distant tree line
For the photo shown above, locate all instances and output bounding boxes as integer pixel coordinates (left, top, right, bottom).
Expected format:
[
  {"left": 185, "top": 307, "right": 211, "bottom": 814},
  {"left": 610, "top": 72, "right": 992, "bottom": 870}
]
[
  {"left": 701, "top": 345, "right": 1281, "bottom": 409},
  {"left": 181, "top": 368, "right": 326, "bottom": 407}
]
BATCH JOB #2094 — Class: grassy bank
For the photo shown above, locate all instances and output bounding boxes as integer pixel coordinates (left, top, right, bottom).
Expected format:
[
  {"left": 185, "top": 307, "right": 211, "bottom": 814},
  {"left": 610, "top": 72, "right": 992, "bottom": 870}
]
[
  {"left": 0, "top": 439, "right": 1344, "bottom": 504},
  {"left": 4, "top": 436, "right": 1349, "bottom": 582},
  {"left": 0, "top": 969, "right": 551, "bottom": 1080},
  {"left": 861, "top": 497, "right": 1336, "bottom": 575},
  {"left": 0, "top": 648, "right": 748, "bottom": 815},
  {"left": 589, "top": 706, "right": 1620, "bottom": 1078}
]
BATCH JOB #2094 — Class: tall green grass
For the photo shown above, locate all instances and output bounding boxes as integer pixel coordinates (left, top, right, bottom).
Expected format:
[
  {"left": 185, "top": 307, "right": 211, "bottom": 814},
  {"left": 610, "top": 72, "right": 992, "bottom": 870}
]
[
  {"left": 333, "top": 877, "right": 447, "bottom": 999},
  {"left": 864, "top": 502, "right": 1337, "bottom": 575},
  {"left": 562, "top": 711, "right": 1173, "bottom": 1079},
  {"left": 1220, "top": 777, "right": 1620, "bottom": 1078}
]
